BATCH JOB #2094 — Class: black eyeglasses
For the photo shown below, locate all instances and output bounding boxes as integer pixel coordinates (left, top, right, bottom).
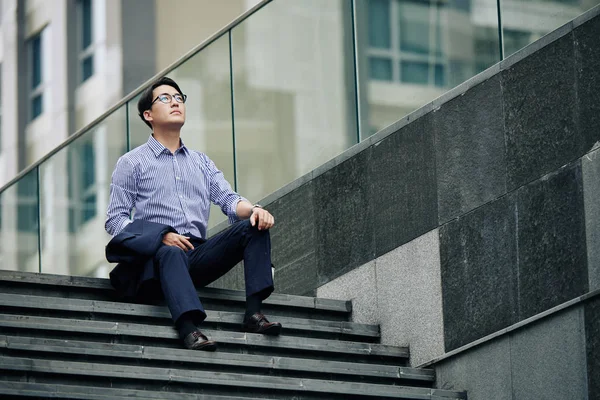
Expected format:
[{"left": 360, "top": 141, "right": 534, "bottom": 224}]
[{"left": 151, "top": 93, "right": 187, "bottom": 105}]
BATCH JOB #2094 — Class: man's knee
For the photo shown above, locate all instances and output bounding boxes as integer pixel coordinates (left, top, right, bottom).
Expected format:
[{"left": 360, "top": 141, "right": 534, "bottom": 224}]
[{"left": 155, "top": 245, "right": 186, "bottom": 261}]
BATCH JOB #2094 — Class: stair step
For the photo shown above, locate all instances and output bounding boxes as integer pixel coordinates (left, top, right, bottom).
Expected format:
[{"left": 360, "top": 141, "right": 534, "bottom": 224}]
[
  {"left": 0, "top": 314, "right": 408, "bottom": 365},
  {"left": 0, "top": 270, "right": 350, "bottom": 321},
  {"left": 0, "top": 293, "right": 378, "bottom": 342},
  {"left": 0, "top": 355, "right": 467, "bottom": 399},
  {"left": 0, "top": 335, "right": 433, "bottom": 385},
  {"left": 0, "top": 381, "right": 263, "bottom": 400}
]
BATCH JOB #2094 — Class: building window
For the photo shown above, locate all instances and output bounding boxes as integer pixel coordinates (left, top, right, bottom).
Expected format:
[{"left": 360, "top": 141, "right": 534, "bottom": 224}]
[
  {"left": 367, "top": 0, "right": 447, "bottom": 88},
  {"left": 68, "top": 138, "right": 96, "bottom": 233},
  {"left": 28, "top": 32, "right": 44, "bottom": 121},
  {"left": 77, "top": 0, "right": 94, "bottom": 83}
]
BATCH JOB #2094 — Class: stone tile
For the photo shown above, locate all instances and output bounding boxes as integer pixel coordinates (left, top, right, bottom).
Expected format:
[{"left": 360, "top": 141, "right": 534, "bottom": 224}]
[
  {"left": 510, "top": 307, "right": 587, "bottom": 400},
  {"left": 206, "top": 262, "right": 245, "bottom": 291},
  {"left": 314, "top": 149, "right": 374, "bottom": 284},
  {"left": 316, "top": 261, "right": 377, "bottom": 325},
  {"left": 375, "top": 230, "right": 444, "bottom": 366},
  {"left": 434, "top": 336, "right": 512, "bottom": 400},
  {"left": 585, "top": 296, "right": 600, "bottom": 400},
  {"left": 574, "top": 15, "right": 600, "bottom": 152},
  {"left": 439, "top": 194, "right": 518, "bottom": 351},
  {"left": 502, "top": 34, "right": 582, "bottom": 191},
  {"left": 274, "top": 252, "right": 317, "bottom": 296},
  {"left": 266, "top": 181, "right": 316, "bottom": 270},
  {"left": 516, "top": 162, "right": 588, "bottom": 319},
  {"left": 368, "top": 115, "right": 437, "bottom": 257},
  {"left": 433, "top": 75, "right": 507, "bottom": 224},
  {"left": 583, "top": 148, "right": 600, "bottom": 291}
]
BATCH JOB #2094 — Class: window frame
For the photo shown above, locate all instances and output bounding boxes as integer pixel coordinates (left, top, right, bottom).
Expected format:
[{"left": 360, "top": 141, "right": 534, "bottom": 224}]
[
  {"left": 76, "top": 0, "right": 95, "bottom": 83},
  {"left": 367, "top": 0, "right": 448, "bottom": 87},
  {"left": 28, "top": 30, "right": 45, "bottom": 121}
]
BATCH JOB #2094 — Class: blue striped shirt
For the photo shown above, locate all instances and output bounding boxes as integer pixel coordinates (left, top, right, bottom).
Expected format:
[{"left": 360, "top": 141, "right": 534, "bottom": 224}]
[{"left": 105, "top": 135, "right": 247, "bottom": 239}]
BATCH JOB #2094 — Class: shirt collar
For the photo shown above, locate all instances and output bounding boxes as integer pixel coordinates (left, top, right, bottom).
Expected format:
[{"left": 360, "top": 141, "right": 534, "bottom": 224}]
[{"left": 147, "top": 134, "right": 189, "bottom": 157}]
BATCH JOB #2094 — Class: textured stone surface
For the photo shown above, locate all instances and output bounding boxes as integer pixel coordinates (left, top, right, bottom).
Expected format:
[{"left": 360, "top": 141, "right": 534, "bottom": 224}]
[
  {"left": 434, "top": 336, "right": 512, "bottom": 400},
  {"left": 516, "top": 162, "right": 588, "bottom": 319},
  {"left": 316, "top": 261, "right": 378, "bottom": 325},
  {"left": 440, "top": 194, "right": 518, "bottom": 351},
  {"left": 375, "top": 230, "right": 444, "bottom": 366},
  {"left": 314, "top": 149, "right": 374, "bottom": 284},
  {"left": 575, "top": 15, "right": 600, "bottom": 152},
  {"left": 510, "top": 307, "right": 587, "bottom": 400},
  {"left": 585, "top": 296, "right": 600, "bottom": 400},
  {"left": 267, "top": 181, "right": 316, "bottom": 271},
  {"left": 274, "top": 252, "right": 317, "bottom": 296},
  {"left": 502, "top": 34, "right": 581, "bottom": 190},
  {"left": 433, "top": 75, "right": 507, "bottom": 224},
  {"left": 583, "top": 148, "right": 600, "bottom": 291},
  {"left": 368, "top": 115, "right": 438, "bottom": 257},
  {"left": 206, "top": 262, "right": 245, "bottom": 291}
]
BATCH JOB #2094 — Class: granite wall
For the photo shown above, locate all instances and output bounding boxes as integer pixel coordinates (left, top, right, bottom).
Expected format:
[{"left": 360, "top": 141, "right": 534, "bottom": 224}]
[{"left": 209, "top": 6, "right": 600, "bottom": 375}]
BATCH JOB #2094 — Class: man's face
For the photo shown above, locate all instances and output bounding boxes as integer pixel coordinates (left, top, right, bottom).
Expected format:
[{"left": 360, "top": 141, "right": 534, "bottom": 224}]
[{"left": 144, "top": 84, "right": 186, "bottom": 129}]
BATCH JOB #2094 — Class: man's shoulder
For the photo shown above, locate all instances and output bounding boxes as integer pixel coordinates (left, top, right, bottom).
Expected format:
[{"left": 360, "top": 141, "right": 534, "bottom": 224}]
[{"left": 118, "top": 143, "right": 152, "bottom": 165}]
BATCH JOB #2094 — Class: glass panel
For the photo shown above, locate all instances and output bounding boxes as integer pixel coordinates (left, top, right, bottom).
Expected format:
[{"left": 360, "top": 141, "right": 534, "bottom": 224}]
[
  {"left": 231, "top": 0, "right": 358, "bottom": 202},
  {"left": 356, "top": 0, "right": 501, "bottom": 136},
  {"left": 128, "top": 95, "right": 151, "bottom": 149},
  {"left": 370, "top": 57, "right": 393, "bottom": 80},
  {"left": 81, "top": 0, "right": 93, "bottom": 50},
  {"left": 39, "top": 106, "right": 127, "bottom": 277},
  {"left": 31, "top": 94, "right": 43, "bottom": 120},
  {"left": 127, "top": 35, "right": 235, "bottom": 230},
  {"left": 31, "top": 34, "right": 42, "bottom": 89},
  {"left": 0, "top": 168, "right": 40, "bottom": 273},
  {"left": 82, "top": 55, "right": 93, "bottom": 82},
  {"left": 168, "top": 34, "right": 234, "bottom": 230},
  {"left": 502, "top": 0, "right": 600, "bottom": 58}
]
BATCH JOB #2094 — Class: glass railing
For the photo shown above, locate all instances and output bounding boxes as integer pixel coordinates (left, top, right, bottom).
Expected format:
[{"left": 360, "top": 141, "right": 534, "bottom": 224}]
[{"left": 0, "top": 0, "right": 597, "bottom": 277}]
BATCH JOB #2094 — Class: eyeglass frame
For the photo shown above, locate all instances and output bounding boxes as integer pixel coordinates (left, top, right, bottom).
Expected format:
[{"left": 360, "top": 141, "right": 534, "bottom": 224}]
[{"left": 150, "top": 93, "right": 188, "bottom": 106}]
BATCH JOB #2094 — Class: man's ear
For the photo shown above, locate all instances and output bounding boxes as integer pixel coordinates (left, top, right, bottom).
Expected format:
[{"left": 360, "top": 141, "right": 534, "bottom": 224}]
[{"left": 143, "top": 110, "right": 153, "bottom": 124}]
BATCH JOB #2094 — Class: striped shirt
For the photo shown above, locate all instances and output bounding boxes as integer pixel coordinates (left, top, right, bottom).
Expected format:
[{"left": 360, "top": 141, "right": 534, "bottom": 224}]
[{"left": 105, "top": 135, "right": 247, "bottom": 239}]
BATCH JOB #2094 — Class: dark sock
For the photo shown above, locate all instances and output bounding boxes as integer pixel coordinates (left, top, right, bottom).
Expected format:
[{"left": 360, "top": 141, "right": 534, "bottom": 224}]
[
  {"left": 245, "top": 293, "right": 262, "bottom": 320},
  {"left": 176, "top": 313, "right": 198, "bottom": 340}
]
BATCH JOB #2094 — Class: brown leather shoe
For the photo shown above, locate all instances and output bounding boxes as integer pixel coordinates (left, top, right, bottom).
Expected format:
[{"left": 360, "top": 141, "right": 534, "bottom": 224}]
[
  {"left": 183, "top": 330, "right": 217, "bottom": 351},
  {"left": 241, "top": 313, "right": 282, "bottom": 336}
]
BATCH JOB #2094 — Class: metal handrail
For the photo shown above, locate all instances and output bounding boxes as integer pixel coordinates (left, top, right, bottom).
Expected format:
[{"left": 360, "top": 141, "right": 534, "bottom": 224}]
[{"left": 0, "top": 0, "right": 273, "bottom": 194}]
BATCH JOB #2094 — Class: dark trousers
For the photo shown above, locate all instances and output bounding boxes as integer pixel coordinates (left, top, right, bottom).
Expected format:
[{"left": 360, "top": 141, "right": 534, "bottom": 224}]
[{"left": 154, "top": 220, "right": 274, "bottom": 324}]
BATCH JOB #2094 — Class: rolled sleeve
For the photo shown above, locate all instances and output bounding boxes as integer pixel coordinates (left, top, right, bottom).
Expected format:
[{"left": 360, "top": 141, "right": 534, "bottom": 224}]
[
  {"left": 105, "top": 157, "right": 137, "bottom": 236},
  {"left": 202, "top": 153, "right": 247, "bottom": 224}
]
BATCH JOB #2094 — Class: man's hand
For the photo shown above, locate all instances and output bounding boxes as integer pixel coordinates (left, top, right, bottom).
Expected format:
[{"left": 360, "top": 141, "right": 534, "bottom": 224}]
[
  {"left": 250, "top": 208, "right": 275, "bottom": 231},
  {"left": 162, "top": 232, "right": 195, "bottom": 251}
]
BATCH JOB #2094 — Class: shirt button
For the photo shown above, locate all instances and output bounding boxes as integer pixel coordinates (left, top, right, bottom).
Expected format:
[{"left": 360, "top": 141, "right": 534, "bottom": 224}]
[
  {"left": 179, "top": 195, "right": 183, "bottom": 198},
  {"left": 176, "top": 177, "right": 181, "bottom": 180}
]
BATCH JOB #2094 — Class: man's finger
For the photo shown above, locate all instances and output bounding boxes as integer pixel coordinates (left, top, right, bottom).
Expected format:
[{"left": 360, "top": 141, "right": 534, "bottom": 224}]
[
  {"left": 180, "top": 237, "right": 194, "bottom": 250},
  {"left": 250, "top": 212, "right": 257, "bottom": 227}
]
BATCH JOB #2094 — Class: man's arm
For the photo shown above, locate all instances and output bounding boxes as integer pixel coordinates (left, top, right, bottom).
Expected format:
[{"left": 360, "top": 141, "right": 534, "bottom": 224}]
[
  {"left": 201, "top": 153, "right": 274, "bottom": 230},
  {"left": 105, "top": 157, "right": 137, "bottom": 236},
  {"left": 236, "top": 201, "right": 274, "bottom": 231}
]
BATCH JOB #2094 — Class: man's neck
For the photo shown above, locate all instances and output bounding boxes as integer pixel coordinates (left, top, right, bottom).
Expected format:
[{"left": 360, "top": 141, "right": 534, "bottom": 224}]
[{"left": 152, "top": 128, "right": 181, "bottom": 153}]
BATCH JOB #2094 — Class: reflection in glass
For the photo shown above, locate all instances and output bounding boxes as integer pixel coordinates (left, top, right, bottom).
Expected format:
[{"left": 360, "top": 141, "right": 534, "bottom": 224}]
[
  {"left": 39, "top": 107, "right": 127, "bottom": 277},
  {"left": 501, "top": 0, "right": 599, "bottom": 58},
  {"left": 0, "top": 168, "right": 40, "bottom": 273},
  {"left": 232, "top": 0, "right": 358, "bottom": 202},
  {"left": 357, "top": 0, "right": 501, "bottom": 135}
]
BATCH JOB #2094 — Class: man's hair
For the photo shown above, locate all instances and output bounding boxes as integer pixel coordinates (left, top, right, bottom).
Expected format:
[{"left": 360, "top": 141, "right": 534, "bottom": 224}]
[{"left": 137, "top": 76, "right": 184, "bottom": 129}]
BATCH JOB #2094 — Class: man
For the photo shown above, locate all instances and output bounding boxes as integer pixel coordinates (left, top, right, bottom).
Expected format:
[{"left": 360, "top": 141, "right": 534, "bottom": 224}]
[{"left": 105, "top": 77, "right": 281, "bottom": 351}]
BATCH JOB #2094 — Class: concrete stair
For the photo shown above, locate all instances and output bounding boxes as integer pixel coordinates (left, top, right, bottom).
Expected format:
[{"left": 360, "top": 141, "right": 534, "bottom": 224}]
[{"left": 0, "top": 270, "right": 467, "bottom": 399}]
